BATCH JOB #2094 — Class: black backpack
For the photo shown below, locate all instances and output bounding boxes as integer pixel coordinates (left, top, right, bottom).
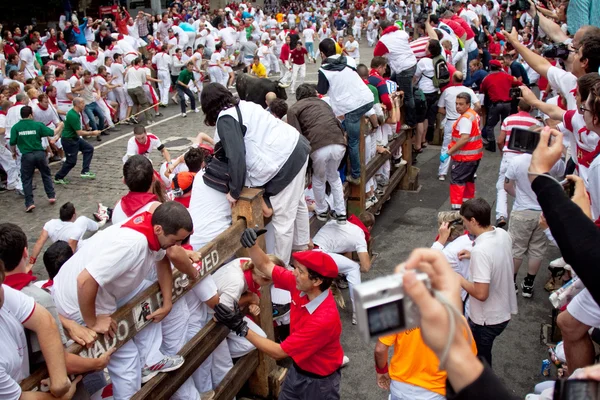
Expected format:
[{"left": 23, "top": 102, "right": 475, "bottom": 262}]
[{"left": 431, "top": 55, "right": 451, "bottom": 88}]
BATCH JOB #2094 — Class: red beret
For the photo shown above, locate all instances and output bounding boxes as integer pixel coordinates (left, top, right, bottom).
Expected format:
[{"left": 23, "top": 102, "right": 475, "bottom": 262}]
[
  {"left": 292, "top": 251, "right": 339, "bottom": 278},
  {"left": 490, "top": 60, "right": 502, "bottom": 68}
]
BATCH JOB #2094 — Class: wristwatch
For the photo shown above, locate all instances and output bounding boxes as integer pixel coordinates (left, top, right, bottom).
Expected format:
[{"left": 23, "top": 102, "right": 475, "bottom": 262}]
[{"left": 237, "top": 324, "right": 249, "bottom": 338}]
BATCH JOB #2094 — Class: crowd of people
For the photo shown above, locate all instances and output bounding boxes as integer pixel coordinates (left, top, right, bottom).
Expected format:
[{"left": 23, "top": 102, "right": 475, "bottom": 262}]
[{"left": 1, "top": 0, "right": 600, "bottom": 399}]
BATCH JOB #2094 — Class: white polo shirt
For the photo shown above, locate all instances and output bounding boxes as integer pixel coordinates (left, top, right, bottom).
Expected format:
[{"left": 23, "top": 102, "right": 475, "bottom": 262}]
[
  {"left": 468, "top": 228, "right": 518, "bottom": 325},
  {"left": 313, "top": 220, "right": 368, "bottom": 254},
  {"left": 53, "top": 222, "right": 166, "bottom": 319},
  {"left": 0, "top": 285, "right": 35, "bottom": 400},
  {"left": 43, "top": 219, "right": 82, "bottom": 243}
]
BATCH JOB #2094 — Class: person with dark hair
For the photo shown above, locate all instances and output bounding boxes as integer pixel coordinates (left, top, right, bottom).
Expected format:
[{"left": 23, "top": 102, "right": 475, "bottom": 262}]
[
  {"left": 442, "top": 92, "right": 483, "bottom": 210},
  {"left": 287, "top": 82, "right": 348, "bottom": 223},
  {"left": 457, "top": 198, "right": 517, "bottom": 367},
  {"left": 9, "top": 105, "right": 64, "bottom": 212},
  {"left": 183, "top": 147, "right": 205, "bottom": 173},
  {"left": 123, "top": 124, "right": 171, "bottom": 164},
  {"left": 414, "top": 39, "right": 443, "bottom": 153},
  {"left": 43, "top": 240, "right": 74, "bottom": 282},
  {"left": 27, "top": 201, "right": 106, "bottom": 270},
  {"left": 290, "top": 41, "right": 309, "bottom": 94},
  {"left": 479, "top": 59, "right": 519, "bottom": 152},
  {"left": 112, "top": 155, "right": 160, "bottom": 224},
  {"left": 215, "top": 228, "right": 344, "bottom": 400},
  {"left": 176, "top": 61, "right": 200, "bottom": 118},
  {"left": 53, "top": 97, "right": 99, "bottom": 184},
  {"left": 200, "top": 82, "right": 311, "bottom": 265},
  {"left": 494, "top": 100, "right": 543, "bottom": 228},
  {"left": 53, "top": 201, "right": 194, "bottom": 399},
  {"left": 317, "top": 37, "right": 374, "bottom": 185},
  {"left": 269, "top": 98, "right": 288, "bottom": 119},
  {"left": 374, "top": 19, "right": 418, "bottom": 129}
]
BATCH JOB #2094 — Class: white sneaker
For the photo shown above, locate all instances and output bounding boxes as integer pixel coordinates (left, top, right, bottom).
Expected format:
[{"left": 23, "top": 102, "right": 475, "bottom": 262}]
[
  {"left": 351, "top": 313, "right": 357, "bottom": 325},
  {"left": 194, "top": 108, "right": 200, "bottom": 113},
  {"left": 342, "top": 355, "right": 350, "bottom": 367},
  {"left": 550, "top": 257, "right": 566, "bottom": 268},
  {"left": 181, "top": 113, "right": 187, "bottom": 118},
  {"left": 438, "top": 175, "right": 446, "bottom": 181}
]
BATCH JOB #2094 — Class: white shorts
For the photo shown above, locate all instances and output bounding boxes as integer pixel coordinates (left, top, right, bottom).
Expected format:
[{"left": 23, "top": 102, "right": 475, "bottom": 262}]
[{"left": 567, "top": 288, "right": 600, "bottom": 328}]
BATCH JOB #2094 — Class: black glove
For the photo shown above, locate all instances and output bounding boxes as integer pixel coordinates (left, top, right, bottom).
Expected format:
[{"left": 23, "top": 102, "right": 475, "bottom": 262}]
[
  {"left": 240, "top": 228, "right": 267, "bottom": 248},
  {"left": 214, "top": 302, "right": 248, "bottom": 337}
]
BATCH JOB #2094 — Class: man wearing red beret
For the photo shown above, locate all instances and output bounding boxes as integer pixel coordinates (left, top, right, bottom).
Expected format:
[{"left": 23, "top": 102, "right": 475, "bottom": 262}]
[
  {"left": 479, "top": 59, "right": 519, "bottom": 152},
  {"left": 215, "top": 228, "right": 344, "bottom": 400}
]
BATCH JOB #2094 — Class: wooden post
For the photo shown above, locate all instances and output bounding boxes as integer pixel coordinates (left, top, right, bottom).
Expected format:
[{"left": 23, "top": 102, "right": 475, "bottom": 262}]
[
  {"left": 233, "top": 188, "right": 276, "bottom": 398},
  {"left": 347, "top": 118, "right": 368, "bottom": 216},
  {"left": 400, "top": 128, "right": 415, "bottom": 190}
]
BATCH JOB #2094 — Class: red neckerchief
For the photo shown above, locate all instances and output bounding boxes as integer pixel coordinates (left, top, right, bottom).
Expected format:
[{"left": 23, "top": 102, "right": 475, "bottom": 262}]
[
  {"left": 381, "top": 25, "right": 399, "bottom": 37},
  {"left": 348, "top": 215, "right": 371, "bottom": 242},
  {"left": 73, "top": 26, "right": 81, "bottom": 34},
  {"left": 120, "top": 192, "right": 159, "bottom": 217},
  {"left": 243, "top": 268, "right": 261, "bottom": 296},
  {"left": 369, "top": 68, "right": 383, "bottom": 79},
  {"left": 4, "top": 271, "right": 37, "bottom": 291},
  {"left": 86, "top": 55, "right": 98, "bottom": 63},
  {"left": 0, "top": 110, "right": 6, "bottom": 115},
  {"left": 49, "top": 95, "right": 57, "bottom": 105},
  {"left": 42, "top": 279, "right": 54, "bottom": 289},
  {"left": 37, "top": 103, "right": 48, "bottom": 110},
  {"left": 558, "top": 97, "right": 567, "bottom": 111},
  {"left": 122, "top": 212, "right": 161, "bottom": 251},
  {"left": 56, "top": 77, "right": 66, "bottom": 81}
]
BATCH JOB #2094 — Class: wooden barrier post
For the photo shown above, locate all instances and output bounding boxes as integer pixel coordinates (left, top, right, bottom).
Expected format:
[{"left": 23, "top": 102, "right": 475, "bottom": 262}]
[
  {"left": 347, "top": 118, "right": 368, "bottom": 216},
  {"left": 232, "top": 188, "right": 277, "bottom": 398}
]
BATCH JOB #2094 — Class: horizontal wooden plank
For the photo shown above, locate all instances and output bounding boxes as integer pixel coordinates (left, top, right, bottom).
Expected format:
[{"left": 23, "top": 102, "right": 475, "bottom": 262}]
[
  {"left": 213, "top": 350, "right": 260, "bottom": 400},
  {"left": 368, "top": 163, "right": 407, "bottom": 215},
  {"left": 132, "top": 321, "right": 231, "bottom": 400},
  {"left": 21, "top": 218, "right": 248, "bottom": 392},
  {"left": 365, "top": 131, "right": 407, "bottom": 182}
]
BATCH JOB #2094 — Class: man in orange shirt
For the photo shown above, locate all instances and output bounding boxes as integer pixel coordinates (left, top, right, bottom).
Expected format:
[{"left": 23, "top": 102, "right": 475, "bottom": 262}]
[{"left": 374, "top": 325, "right": 477, "bottom": 399}]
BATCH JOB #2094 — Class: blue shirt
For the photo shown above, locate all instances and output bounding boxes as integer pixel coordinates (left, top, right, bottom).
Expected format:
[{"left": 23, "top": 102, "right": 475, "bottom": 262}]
[
  {"left": 464, "top": 69, "right": 488, "bottom": 92},
  {"left": 567, "top": 0, "right": 600, "bottom": 35}
]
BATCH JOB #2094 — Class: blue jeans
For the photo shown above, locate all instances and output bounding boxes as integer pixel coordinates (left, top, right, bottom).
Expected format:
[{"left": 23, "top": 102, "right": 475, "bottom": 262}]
[
  {"left": 305, "top": 42, "right": 314, "bottom": 59},
  {"left": 84, "top": 102, "right": 106, "bottom": 131},
  {"left": 468, "top": 318, "right": 509, "bottom": 367},
  {"left": 55, "top": 137, "right": 94, "bottom": 179},
  {"left": 393, "top": 64, "right": 417, "bottom": 127},
  {"left": 177, "top": 86, "right": 196, "bottom": 113},
  {"left": 345, "top": 102, "right": 374, "bottom": 179},
  {"left": 21, "top": 150, "right": 55, "bottom": 207}
]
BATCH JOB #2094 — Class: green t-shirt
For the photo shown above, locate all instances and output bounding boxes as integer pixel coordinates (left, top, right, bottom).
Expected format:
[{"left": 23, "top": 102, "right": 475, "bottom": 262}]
[
  {"left": 178, "top": 69, "right": 194, "bottom": 86},
  {"left": 367, "top": 84, "right": 380, "bottom": 104},
  {"left": 9, "top": 119, "right": 54, "bottom": 154},
  {"left": 62, "top": 108, "right": 82, "bottom": 140}
]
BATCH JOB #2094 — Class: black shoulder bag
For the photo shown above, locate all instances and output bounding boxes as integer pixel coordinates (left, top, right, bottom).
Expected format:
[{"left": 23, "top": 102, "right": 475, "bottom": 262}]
[{"left": 203, "top": 105, "right": 246, "bottom": 194}]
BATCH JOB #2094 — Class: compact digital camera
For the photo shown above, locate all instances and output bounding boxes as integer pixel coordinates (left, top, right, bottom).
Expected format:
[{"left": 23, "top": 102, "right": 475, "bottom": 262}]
[
  {"left": 353, "top": 272, "right": 431, "bottom": 342},
  {"left": 510, "top": 87, "right": 522, "bottom": 100}
]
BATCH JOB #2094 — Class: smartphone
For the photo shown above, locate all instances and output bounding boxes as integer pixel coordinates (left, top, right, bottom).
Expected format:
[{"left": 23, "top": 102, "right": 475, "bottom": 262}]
[
  {"left": 507, "top": 127, "right": 541, "bottom": 154},
  {"left": 504, "top": 15, "right": 513, "bottom": 32},
  {"left": 560, "top": 179, "right": 576, "bottom": 198}
]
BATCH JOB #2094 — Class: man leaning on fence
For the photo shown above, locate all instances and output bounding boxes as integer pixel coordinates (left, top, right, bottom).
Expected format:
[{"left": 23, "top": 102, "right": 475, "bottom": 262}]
[{"left": 215, "top": 228, "right": 344, "bottom": 400}]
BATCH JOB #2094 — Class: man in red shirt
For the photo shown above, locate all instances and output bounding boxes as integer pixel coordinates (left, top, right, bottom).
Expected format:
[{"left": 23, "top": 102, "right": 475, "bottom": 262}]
[
  {"left": 479, "top": 60, "right": 518, "bottom": 152},
  {"left": 215, "top": 228, "right": 344, "bottom": 400},
  {"left": 289, "top": 41, "right": 309, "bottom": 95},
  {"left": 279, "top": 35, "right": 292, "bottom": 85}
]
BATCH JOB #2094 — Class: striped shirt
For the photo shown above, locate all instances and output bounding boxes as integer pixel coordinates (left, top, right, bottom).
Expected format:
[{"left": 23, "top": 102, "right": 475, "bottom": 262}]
[
  {"left": 409, "top": 37, "right": 430, "bottom": 61},
  {"left": 500, "top": 111, "right": 542, "bottom": 153}
]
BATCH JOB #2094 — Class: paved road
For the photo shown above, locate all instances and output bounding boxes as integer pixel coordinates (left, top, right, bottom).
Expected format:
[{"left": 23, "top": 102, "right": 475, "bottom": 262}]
[{"left": 1, "top": 37, "right": 554, "bottom": 399}]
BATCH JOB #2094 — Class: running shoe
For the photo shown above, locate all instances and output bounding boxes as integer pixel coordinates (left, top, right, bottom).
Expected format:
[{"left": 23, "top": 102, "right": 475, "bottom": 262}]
[
  {"left": 141, "top": 355, "right": 185, "bottom": 383},
  {"left": 80, "top": 172, "right": 96, "bottom": 179}
]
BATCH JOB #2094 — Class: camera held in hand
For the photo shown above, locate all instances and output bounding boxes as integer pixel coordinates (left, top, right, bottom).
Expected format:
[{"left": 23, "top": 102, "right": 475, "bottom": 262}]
[
  {"left": 542, "top": 43, "right": 571, "bottom": 60},
  {"left": 510, "top": 87, "right": 522, "bottom": 100},
  {"left": 353, "top": 271, "right": 431, "bottom": 342}
]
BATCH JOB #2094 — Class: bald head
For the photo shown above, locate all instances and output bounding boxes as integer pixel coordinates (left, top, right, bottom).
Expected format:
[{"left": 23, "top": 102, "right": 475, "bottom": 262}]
[
  {"left": 73, "top": 97, "right": 84, "bottom": 109},
  {"left": 265, "top": 92, "right": 277, "bottom": 106},
  {"left": 453, "top": 71, "right": 464, "bottom": 83}
]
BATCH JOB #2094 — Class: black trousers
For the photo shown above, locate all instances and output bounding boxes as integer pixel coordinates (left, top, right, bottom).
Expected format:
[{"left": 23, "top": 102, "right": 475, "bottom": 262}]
[
  {"left": 468, "top": 318, "right": 509, "bottom": 367},
  {"left": 21, "top": 150, "right": 55, "bottom": 207},
  {"left": 279, "top": 365, "right": 341, "bottom": 400},
  {"left": 484, "top": 102, "right": 511, "bottom": 141},
  {"left": 55, "top": 137, "right": 94, "bottom": 180}
]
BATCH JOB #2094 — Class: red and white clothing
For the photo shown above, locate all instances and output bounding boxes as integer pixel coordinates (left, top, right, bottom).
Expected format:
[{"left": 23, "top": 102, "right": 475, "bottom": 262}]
[
  {"left": 0, "top": 285, "right": 35, "bottom": 400},
  {"left": 563, "top": 110, "right": 600, "bottom": 184},
  {"left": 18, "top": 46, "right": 39, "bottom": 80},
  {"left": 409, "top": 36, "right": 431, "bottom": 62},
  {"left": 496, "top": 111, "right": 543, "bottom": 219},
  {"left": 373, "top": 26, "right": 416, "bottom": 74},
  {"left": 547, "top": 66, "right": 578, "bottom": 110},
  {"left": 72, "top": 55, "right": 101, "bottom": 75},
  {"left": 64, "top": 44, "right": 88, "bottom": 60},
  {"left": 54, "top": 79, "right": 73, "bottom": 113},
  {"left": 123, "top": 134, "right": 163, "bottom": 163},
  {"left": 152, "top": 52, "right": 172, "bottom": 106}
]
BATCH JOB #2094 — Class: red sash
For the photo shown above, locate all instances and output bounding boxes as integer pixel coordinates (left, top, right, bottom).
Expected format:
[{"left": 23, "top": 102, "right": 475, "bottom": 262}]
[
  {"left": 122, "top": 211, "right": 161, "bottom": 251},
  {"left": 120, "top": 192, "right": 158, "bottom": 217}
]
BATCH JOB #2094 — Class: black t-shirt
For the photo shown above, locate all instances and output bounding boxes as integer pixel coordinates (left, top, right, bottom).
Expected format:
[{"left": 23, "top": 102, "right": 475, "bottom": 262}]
[{"left": 510, "top": 61, "right": 530, "bottom": 87}]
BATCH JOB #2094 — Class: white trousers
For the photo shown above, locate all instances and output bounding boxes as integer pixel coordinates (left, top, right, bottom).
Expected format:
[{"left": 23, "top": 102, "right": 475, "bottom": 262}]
[
  {"left": 327, "top": 252, "right": 361, "bottom": 313},
  {"left": 439, "top": 119, "right": 454, "bottom": 176},
  {"left": 311, "top": 144, "right": 346, "bottom": 215},
  {"left": 227, "top": 317, "right": 267, "bottom": 358},
  {"left": 496, "top": 152, "right": 518, "bottom": 219},
  {"left": 114, "top": 87, "right": 133, "bottom": 121},
  {"left": 367, "top": 30, "right": 377, "bottom": 47},
  {"left": 290, "top": 63, "right": 306, "bottom": 93},
  {"left": 0, "top": 144, "right": 22, "bottom": 190},
  {"left": 269, "top": 158, "right": 310, "bottom": 265},
  {"left": 157, "top": 70, "right": 172, "bottom": 106},
  {"left": 352, "top": 26, "right": 362, "bottom": 40},
  {"left": 280, "top": 60, "right": 292, "bottom": 85}
]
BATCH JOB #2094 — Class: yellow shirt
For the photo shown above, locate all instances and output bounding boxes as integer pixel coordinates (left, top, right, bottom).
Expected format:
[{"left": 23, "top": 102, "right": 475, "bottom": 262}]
[
  {"left": 379, "top": 326, "right": 477, "bottom": 396},
  {"left": 335, "top": 42, "right": 343, "bottom": 55},
  {"left": 251, "top": 63, "right": 267, "bottom": 78},
  {"left": 276, "top": 13, "right": 284, "bottom": 23}
]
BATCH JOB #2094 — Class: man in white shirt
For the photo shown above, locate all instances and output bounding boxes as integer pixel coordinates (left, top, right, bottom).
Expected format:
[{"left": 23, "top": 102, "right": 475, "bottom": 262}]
[
  {"left": 110, "top": 53, "right": 134, "bottom": 122},
  {"left": 123, "top": 124, "right": 171, "bottom": 164},
  {"left": 125, "top": 57, "right": 154, "bottom": 125},
  {"left": 152, "top": 45, "right": 172, "bottom": 107},
  {"left": 352, "top": 13, "right": 364, "bottom": 40},
  {"left": 53, "top": 202, "right": 192, "bottom": 399},
  {"left": 504, "top": 153, "right": 564, "bottom": 298},
  {"left": 344, "top": 33, "right": 360, "bottom": 65},
  {"left": 18, "top": 39, "right": 40, "bottom": 80},
  {"left": 302, "top": 22, "right": 316, "bottom": 62},
  {"left": 458, "top": 198, "right": 518, "bottom": 367},
  {"left": 437, "top": 71, "right": 480, "bottom": 180},
  {"left": 0, "top": 100, "right": 23, "bottom": 193}
]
